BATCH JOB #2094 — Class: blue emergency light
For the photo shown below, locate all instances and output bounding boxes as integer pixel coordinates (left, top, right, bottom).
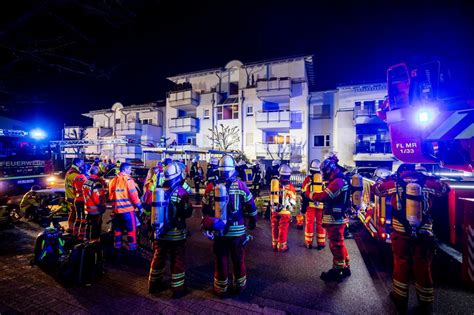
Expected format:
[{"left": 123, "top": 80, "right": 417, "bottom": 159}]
[{"left": 30, "top": 128, "right": 47, "bottom": 140}]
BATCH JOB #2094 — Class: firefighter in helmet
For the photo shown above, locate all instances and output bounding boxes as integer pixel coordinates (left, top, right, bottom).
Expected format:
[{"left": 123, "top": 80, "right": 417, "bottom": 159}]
[
  {"left": 373, "top": 164, "right": 449, "bottom": 314},
  {"left": 206, "top": 157, "right": 219, "bottom": 185},
  {"left": 83, "top": 165, "right": 107, "bottom": 242},
  {"left": 301, "top": 159, "right": 326, "bottom": 249},
  {"left": 202, "top": 155, "right": 257, "bottom": 297},
  {"left": 64, "top": 158, "right": 84, "bottom": 233},
  {"left": 305, "top": 154, "right": 351, "bottom": 282},
  {"left": 270, "top": 163, "right": 296, "bottom": 252},
  {"left": 72, "top": 163, "right": 90, "bottom": 241},
  {"left": 148, "top": 162, "right": 192, "bottom": 298}
]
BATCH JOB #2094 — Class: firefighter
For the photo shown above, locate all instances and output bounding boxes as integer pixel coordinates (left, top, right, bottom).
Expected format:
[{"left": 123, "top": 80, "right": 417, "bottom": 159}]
[
  {"left": 251, "top": 160, "right": 262, "bottom": 198},
  {"left": 109, "top": 162, "right": 143, "bottom": 254},
  {"left": 176, "top": 160, "right": 192, "bottom": 194},
  {"left": 305, "top": 154, "right": 351, "bottom": 282},
  {"left": 190, "top": 157, "right": 203, "bottom": 198},
  {"left": 202, "top": 155, "right": 257, "bottom": 297},
  {"left": 301, "top": 159, "right": 326, "bottom": 250},
  {"left": 373, "top": 164, "right": 450, "bottom": 313},
  {"left": 206, "top": 157, "right": 219, "bottom": 185},
  {"left": 83, "top": 166, "right": 106, "bottom": 242},
  {"left": 143, "top": 166, "right": 161, "bottom": 214},
  {"left": 20, "top": 185, "right": 41, "bottom": 220},
  {"left": 148, "top": 162, "right": 192, "bottom": 298},
  {"left": 270, "top": 164, "right": 296, "bottom": 252},
  {"left": 72, "top": 163, "right": 90, "bottom": 241},
  {"left": 65, "top": 158, "right": 84, "bottom": 234}
]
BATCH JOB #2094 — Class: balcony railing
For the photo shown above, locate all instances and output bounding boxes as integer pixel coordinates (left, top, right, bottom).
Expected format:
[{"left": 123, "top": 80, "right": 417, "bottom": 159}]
[
  {"left": 115, "top": 122, "right": 142, "bottom": 136},
  {"left": 167, "top": 89, "right": 200, "bottom": 111},
  {"left": 256, "top": 77, "right": 291, "bottom": 103},
  {"left": 168, "top": 116, "right": 199, "bottom": 134},
  {"left": 255, "top": 110, "right": 302, "bottom": 130},
  {"left": 354, "top": 141, "right": 392, "bottom": 154}
]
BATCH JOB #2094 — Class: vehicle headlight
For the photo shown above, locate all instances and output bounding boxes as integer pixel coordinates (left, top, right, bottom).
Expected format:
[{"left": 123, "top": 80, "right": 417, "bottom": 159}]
[{"left": 47, "top": 176, "right": 57, "bottom": 183}]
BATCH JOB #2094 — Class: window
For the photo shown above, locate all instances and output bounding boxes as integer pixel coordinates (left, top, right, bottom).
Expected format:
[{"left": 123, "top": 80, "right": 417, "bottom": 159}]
[
  {"left": 115, "top": 118, "right": 121, "bottom": 124},
  {"left": 141, "top": 119, "right": 152, "bottom": 125},
  {"left": 217, "top": 104, "right": 239, "bottom": 120},
  {"left": 203, "top": 109, "right": 210, "bottom": 119},
  {"left": 265, "top": 132, "right": 291, "bottom": 144},
  {"left": 313, "top": 135, "right": 330, "bottom": 147},
  {"left": 312, "top": 104, "right": 330, "bottom": 118},
  {"left": 246, "top": 105, "right": 253, "bottom": 116}
]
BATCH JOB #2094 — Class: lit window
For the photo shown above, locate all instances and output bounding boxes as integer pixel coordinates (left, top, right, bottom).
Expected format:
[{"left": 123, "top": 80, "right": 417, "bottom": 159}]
[{"left": 217, "top": 104, "right": 239, "bottom": 120}]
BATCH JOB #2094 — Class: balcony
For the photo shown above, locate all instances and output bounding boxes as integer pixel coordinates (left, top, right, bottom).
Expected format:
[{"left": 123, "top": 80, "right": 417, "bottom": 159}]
[
  {"left": 353, "top": 141, "right": 393, "bottom": 161},
  {"left": 115, "top": 145, "right": 142, "bottom": 159},
  {"left": 256, "top": 77, "right": 291, "bottom": 103},
  {"left": 168, "top": 116, "right": 199, "bottom": 134},
  {"left": 256, "top": 143, "right": 303, "bottom": 162},
  {"left": 353, "top": 106, "right": 384, "bottom": 125},
  {"left": 255, "top": 110, "right": 302, "bottom": 131},
  {"left": 167, "top": 89, "right": 200, "bottom": 111},
  {"left": 115, "top": 122, "right": 142, "bottom": 136}
]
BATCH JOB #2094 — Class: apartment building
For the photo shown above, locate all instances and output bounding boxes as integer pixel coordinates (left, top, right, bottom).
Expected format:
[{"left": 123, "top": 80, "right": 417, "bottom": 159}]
[
  {"left": 64, "top": 101, "right": 165, "bottom": 162},
  {"left": 308, "top": 83, "right": 396, "bottom": 170},
  {"left": 165, "top": 55, "right": 315, "bottom": 170}
]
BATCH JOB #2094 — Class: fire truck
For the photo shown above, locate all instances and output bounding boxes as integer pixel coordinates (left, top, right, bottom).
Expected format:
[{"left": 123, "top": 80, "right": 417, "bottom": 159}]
[{"left": 357, "top": 60, "right": 474, "bottom": 286}]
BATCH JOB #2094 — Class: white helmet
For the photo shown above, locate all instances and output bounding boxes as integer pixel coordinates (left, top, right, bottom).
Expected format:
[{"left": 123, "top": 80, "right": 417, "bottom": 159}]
[
  {"left": 164, "top": 162, "right": 182, "bottom": 187},
  {"left": 219, "top": 155, "right": 236, "bottom": 179},
  {"left": 209, "top": 157, "right": 219, "bottom": 167},
  {"left": 309, "top": 159, "right": 321, "bottom": 174},
  {"left": 278, "top": 164, "right": 292, "bottom": 181}
]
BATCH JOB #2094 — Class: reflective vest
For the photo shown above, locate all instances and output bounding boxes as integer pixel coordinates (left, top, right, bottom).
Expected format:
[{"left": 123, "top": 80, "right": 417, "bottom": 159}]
[
  {"left": 322, "top": 173, "right": 350, "bottom": 225},
  {"left": 83, "top": 175, "right": 106, "bottom": 215},
  {"left": 65, "top": 165, "right": 81, "bottom": 202},
  {"left": 72, "top": 174, "right": 88, "bottom": 202},
  {"left": 108, "top": 172, "right": 142, "bottom": 213}
]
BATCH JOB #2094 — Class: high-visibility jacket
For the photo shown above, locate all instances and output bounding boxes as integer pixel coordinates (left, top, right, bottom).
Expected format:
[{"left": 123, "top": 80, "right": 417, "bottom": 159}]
[
  {"left": 373, "top": 171, "right": 450, "bottom": 235},
  {"left": 20, "top": 191, "right": 40, "bottom": 213},
  {"left": 272, "top": 182, "right": 297, "bottom": 215},
  {"left": 306, "top": 172, "right": 350, "bottom": 225},
  {"left": 73, "top": 174, "right": 88, "bottom": 202},
  {"left": 109, "top": 172, "right": 142, "bottom": 214},
  {"left": 65, "top": 165, "right": 81, "bottom": 202},
  {"left": 83, "top": 174, "right": 106, "bottom": 215}
]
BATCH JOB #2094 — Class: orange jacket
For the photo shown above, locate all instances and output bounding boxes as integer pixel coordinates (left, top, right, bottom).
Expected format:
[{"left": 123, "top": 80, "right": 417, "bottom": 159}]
[
  {"left": 65, "top": 165, "right": 81, "bottom": 202},
  {"left": 108, "top": 172, "right": 142, "bottom": 213},
  {"left": 83, "top": 175, "right": 106, "bottom": 215},
  {"left": 73, "top": 173, "right": 87, "bottom": 202}
]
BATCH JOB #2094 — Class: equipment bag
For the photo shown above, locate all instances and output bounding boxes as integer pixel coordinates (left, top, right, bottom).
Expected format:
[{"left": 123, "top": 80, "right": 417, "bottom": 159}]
[
  {"left": 61, "top": 242, "right": 103, "bottom": 286},
  {"left": 33, "top": 227, "right": 66, "bottom": 268}
]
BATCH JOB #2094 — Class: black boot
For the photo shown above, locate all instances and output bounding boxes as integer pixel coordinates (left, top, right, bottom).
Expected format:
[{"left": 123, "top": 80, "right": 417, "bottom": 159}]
[
  {"left": 389, "top": 292, "right": 408, "bottom": 315},
  {"left": 342, "top": 267, "right": 351, "bottom": 278},
  {"left": 320, "top": 268, "right": 344, "bottom": 283},
  {"left": 304, "top": 244, "right": 312, "bottom": 249},
  {"left": 316, "top": 245, "right": 326, "bottom": 250}
]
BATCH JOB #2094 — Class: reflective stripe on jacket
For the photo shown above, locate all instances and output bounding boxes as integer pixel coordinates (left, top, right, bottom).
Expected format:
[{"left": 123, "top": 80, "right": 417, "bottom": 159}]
[
  {"left": 108, "top": 172, "right": 142, "bottom": 213},
  {"left": 73, "top": 174, "right": 88, "bottom": 202},
  {"left": 83, "top": 175, "right": 106, "bottom": 215},
  {"left": 65, "top": 165, "right": 81, "bottom": 201}
]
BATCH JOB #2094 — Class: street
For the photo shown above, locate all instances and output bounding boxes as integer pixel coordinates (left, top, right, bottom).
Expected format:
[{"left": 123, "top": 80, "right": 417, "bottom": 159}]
[{"left": 1, "top": 201, "right": 473, "bottom": 314}]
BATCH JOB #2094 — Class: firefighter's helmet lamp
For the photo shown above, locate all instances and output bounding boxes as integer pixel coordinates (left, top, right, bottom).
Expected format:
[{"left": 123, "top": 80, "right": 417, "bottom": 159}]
[
  {"left": 164, "top": 162, "right": 182, "bottom": 188},
  {"left": 278, "top": 164, "right": 292, "bottom": 182},
  {"left": 309, "top": 159, "right": 321, "bottom": 174},
  {"left": 219, "top": 155, "right": 236, "bottom": 180}
]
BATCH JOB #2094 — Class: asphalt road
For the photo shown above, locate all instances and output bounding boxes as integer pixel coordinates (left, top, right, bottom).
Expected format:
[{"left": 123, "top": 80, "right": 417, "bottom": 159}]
[{"left": 0, "top": 200, "right": 473, "bottom": 314}]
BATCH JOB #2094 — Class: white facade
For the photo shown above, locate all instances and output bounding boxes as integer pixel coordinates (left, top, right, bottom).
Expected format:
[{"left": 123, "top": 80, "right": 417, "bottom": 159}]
[
  {"left": 64, "top": 102, "right": 165, "bottom": 162},
  {"left": 308, "top": 83, "right": 397, "bottom": 170},
  {"left": 165, "top": 56, "right": 315, "bottom": 170}
]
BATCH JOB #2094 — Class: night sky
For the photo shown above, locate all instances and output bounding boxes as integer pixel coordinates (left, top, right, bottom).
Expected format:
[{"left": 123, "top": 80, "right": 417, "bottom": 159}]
[{"left": 1, "top": 0, "right": 473, "bottom": 138}]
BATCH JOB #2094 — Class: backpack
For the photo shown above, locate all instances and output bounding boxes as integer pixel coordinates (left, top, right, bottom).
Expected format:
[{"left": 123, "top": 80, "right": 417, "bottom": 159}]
[
  {"left": 58, "top": 241, "right": 103, "bottom": 286},
  {"left": 33, "top": 227, "right": 66, "bottom": 269}
]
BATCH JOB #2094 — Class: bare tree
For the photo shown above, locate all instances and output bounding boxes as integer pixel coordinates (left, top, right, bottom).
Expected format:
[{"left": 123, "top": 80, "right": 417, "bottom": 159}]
[{"left": 207, "top": 124, "right": 240, "bottom": 151}]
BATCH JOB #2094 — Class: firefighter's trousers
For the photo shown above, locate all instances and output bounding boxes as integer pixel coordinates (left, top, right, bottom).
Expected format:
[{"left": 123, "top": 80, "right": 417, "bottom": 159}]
[
  {"left": 271, "top": 212, "right": 290, "bottom": 251},
  {"left": 66, "top": 199, "right": 76, "bottom": 231},
  {"left": 85, "top": 214, "right": 102, "bottom": 242},
  {"left": 113, "top": 211, "right": 137, "bottom": 250},
  {"left": 213, "top": 235, "right": 247, "bottom": 295},
  {"left": 149, "top": 239, "right": 186, "bottom": 293},
  {"left": 305, "top": 207, "right": 326, "bottom": 246},
  {"left": 391, "top": 231, "right": 434, "bottom": 306},
  {"left": 73, "top": 200, "right": 86, "bottom": 240},
  {"left": 326, "top": 224, "right": 350, "bottom": 269}
]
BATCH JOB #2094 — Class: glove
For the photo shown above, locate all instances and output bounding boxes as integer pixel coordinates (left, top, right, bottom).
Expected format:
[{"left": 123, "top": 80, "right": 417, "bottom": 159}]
[{"left": 248, "top": 217, "right": 256, "bottom": 230}]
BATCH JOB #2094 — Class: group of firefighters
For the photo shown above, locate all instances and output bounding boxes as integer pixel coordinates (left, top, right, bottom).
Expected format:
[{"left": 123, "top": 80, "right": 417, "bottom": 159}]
[{"left": 58, "top": 152, "right": 449, "bottom": 313}]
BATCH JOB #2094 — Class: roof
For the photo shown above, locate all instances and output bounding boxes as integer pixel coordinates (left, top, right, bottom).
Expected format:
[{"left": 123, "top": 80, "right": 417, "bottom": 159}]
[
  {"left": 166, "top": 55, "right": 315, "bottom": 86},
  {"left": 82, "top": 100, "right": 165, "bottom": 118}
]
